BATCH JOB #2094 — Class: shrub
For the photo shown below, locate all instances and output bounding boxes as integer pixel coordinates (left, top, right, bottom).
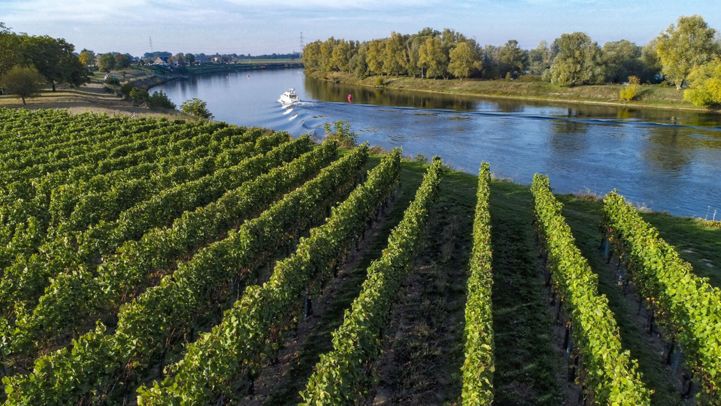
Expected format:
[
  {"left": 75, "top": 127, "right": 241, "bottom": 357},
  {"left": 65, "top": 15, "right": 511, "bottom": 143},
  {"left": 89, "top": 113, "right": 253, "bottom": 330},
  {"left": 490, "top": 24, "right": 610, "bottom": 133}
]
[
  {"left": 147, "top": 90, "right": 176, "bottom": 110},
  {"left": 180, "top": 98, "right": 213, "bottom": 119},
  {"left": 619, "top": 75, "right": 641, "bottom": 102},
  {"left": 323, "top": 120, "right": 357, "bottom": 147},
  {"left": 129, "top": 87, "right": 149, "bottom": 105},
  {"left": 684, "top": 58, "right": 721, "bottom": 107}
]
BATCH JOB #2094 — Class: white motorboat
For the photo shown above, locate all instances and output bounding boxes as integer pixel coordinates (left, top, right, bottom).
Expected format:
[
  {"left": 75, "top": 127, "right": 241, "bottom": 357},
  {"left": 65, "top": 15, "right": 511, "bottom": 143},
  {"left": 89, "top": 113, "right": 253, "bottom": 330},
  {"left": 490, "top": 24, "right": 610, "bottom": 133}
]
[{"left": 278, "top": 88, "right": 300, "bottom": 106}]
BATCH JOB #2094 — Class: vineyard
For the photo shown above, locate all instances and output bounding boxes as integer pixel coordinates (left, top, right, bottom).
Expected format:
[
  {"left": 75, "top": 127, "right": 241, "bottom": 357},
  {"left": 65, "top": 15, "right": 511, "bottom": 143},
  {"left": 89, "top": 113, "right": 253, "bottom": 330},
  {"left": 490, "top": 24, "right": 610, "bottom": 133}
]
[{"left": 0, "top": 108, "right": 720, "bottom": 405}]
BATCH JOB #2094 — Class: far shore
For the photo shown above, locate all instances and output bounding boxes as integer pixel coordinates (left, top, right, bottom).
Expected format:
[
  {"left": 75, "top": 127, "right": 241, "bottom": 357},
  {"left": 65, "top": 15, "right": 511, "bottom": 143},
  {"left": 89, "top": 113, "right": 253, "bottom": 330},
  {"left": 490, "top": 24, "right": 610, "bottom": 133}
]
[{"left": 310, "top": 71, "right": 721, "bottom": 115}]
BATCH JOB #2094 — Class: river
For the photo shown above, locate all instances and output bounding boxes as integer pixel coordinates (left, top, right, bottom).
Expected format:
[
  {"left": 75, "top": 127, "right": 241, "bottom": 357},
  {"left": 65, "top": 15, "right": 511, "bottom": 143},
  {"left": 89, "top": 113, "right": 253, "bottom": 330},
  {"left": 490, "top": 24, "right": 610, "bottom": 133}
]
[{"left": 152, "top": 68, "right": 721, "bottom": 218}]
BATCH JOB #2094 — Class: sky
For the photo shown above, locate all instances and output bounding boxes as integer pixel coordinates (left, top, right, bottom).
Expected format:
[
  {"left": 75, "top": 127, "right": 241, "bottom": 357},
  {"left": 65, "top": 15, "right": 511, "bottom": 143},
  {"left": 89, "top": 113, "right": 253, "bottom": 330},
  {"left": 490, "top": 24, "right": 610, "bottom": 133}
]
[{"left": 1, "top": 0, "right": 720, "bottom": 56}]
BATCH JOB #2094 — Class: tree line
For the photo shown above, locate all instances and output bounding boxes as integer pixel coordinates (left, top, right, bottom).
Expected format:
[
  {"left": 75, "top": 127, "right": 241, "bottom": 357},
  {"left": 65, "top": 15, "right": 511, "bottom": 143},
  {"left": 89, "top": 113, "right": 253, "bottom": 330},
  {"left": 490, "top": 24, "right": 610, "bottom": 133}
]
[
  {"left": 0, "top": 23, "right": 88, "bottom": 94},
  {"left": 303, "top": 16, "right": 721, "bottom": 106}
]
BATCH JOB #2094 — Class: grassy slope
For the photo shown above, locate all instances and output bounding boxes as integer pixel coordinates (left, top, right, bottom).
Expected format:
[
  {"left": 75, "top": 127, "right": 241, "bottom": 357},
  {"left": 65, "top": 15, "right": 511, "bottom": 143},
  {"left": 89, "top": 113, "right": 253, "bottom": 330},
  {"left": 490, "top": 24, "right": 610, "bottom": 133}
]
[{"left": 314, "top": 71, "right": 721, "bottom": 113}]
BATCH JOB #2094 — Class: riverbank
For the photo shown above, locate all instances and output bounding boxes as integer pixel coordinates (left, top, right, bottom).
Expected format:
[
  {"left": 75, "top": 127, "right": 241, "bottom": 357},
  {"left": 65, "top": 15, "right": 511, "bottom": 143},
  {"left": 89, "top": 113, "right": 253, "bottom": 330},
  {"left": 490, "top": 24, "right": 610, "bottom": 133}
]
[
  {"left": 0, "top": 82, "right": 182, "bottom": 119},
  {"left": 0, "top": 62, "right": 303, "bottom": 116},
  {"left": 312, "top": 71, "right": 720, "bottom": 114}
]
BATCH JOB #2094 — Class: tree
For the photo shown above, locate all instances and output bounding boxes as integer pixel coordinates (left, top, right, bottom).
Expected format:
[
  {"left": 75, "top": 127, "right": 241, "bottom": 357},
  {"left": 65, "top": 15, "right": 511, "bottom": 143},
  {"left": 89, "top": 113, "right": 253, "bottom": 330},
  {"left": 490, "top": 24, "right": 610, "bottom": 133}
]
[
  {"left": 382, "top": 32, "right": 408, "bottom": 76},
  {"left": 528, "top": 41, "right": 552, "bottom": 76},
  {"left": 330, "top": 40, "right": 351, "bottom": 72},
  {"left": 640, "top": 40, "right": 662, "bottom": 83},
  {"left": 148, "top": 91, "right": 176, "bottom": 109},
  {"left": 169, "top": 53, "right": 185, "bottom": 67},
  {"left": 129, "top": 87, "right": 149, "bottom": 104},
  {"left": 418, "top": 36, "right": 448, "bottom": 79},
  {"left": 549, "top": 32, "right": 605, "bottom": 86},
  {"left": 78, "top": 49, "right": 95, "bottom": 67},
  {"left": 448, "top": 41, "right": 480, "bottom": 79},
  {"left": 114, "top": 53, "right": 131, "bottom": 69},
  {"left": 0, "top": 65, "right": 45, "bottom": 105},
  {"left": 498, "top": 40, "right": 528, "bottom": 79},
  {"left": 319, "top": 38, "right": 335, "bottom": 73},
  {"left": 683, "top": 58, "right": 721, "bottom": 107},
  {"left": 602, "top": 40, "right": 644, "bottom": 83},
  {"left": 366, "top": 40, "right": 385, "bottom": 75},
  {"left": 185, "top": 53, "right": 195, "bottom": 66},
  {"left": 181, "top": 98, "right": 213, "bottom": 119},
  {"left": 21, "top": 35, "right": 87, "bottom": 90},
  {"left": 97, "top": 53, "right": 116, "bottom": 72},
  {"left": 350, "top": 45, "right": 369, "bottom": 78},
  {"left": 481, "top": 45, "right": 501, "bottom": 79},
  {"left": 302, "top": 41, "right": 322, "bottom": 72},
  {"left": 0, "top": 25, "right": 22, "bottom": 77},
  {"left": 656, "top": 15, "right": 719, "bottom": 89}
]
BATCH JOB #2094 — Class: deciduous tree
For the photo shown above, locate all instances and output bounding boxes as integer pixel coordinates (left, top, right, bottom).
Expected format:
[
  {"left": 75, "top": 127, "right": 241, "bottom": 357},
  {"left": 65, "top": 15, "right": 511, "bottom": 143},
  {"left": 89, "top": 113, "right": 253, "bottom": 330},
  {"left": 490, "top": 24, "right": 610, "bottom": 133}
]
[
  {"left": 448, "top": 41, "right": 480, "bottom": 79},
  {"left": 498, "top": 39, "right": 528, "bottom": 79},
  {"left": 549, "top": 32, "right": 605, "bottom": 86},
  {"left": 0, "top": 65, "right": 45, "bottom": 105},
  {"left": 383, "top": 32, "right": 408, "bottom": 76},
  {"left": 656, "top": 15, "right": 719, "bottom": 89},
  {"left": 528, "top": 41, "right": 552, "bottom": 76},
  {"left": 78, "top": 49, "right": 95, "bottom": 67},
  {"left": 602, "top": 40, "right": 644, "bottom": 83},
  {"left": 97, "top": 53, "right": 116, "bottom": 72},
  {"left": 418, "top": 36, "right": 448, "bottom": 79},
  {"left": 181, "top": 98, "right": 214, "bottom": 119}
]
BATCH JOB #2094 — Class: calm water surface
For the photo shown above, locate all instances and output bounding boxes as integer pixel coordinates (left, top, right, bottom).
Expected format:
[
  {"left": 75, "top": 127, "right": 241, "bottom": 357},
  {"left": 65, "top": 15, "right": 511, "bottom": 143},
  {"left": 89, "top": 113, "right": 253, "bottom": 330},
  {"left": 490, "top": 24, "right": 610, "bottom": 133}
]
[{"left": 153, "top": 69, "right": 721, "bottom": 217}]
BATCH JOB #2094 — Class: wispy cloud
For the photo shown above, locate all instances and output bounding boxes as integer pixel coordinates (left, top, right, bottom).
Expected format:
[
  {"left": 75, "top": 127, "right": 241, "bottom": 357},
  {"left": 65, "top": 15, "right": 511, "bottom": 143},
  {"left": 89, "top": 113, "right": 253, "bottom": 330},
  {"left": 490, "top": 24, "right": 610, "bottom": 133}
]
[{"left": 1, "top": 0, "right": 718, "bottom": 55}]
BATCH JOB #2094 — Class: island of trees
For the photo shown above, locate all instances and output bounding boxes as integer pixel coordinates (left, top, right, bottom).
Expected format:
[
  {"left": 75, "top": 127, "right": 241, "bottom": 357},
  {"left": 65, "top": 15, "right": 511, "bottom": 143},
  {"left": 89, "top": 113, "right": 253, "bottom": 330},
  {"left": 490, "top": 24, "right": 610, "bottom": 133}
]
[{"left": 303, "top": 16, "right": 721, "bottom": 108}]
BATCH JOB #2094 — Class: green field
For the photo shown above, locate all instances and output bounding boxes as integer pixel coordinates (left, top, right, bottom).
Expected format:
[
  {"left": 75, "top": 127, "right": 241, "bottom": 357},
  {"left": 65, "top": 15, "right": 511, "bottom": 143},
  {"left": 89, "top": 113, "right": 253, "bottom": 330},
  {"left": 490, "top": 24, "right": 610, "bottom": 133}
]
[{"left": 0, "top": 108, "right": 719, "bottom": 405}]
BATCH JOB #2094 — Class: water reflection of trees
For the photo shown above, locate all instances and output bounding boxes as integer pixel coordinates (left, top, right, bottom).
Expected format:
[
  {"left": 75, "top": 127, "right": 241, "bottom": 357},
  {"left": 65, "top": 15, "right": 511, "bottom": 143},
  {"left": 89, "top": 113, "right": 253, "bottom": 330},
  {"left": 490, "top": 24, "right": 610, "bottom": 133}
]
[
  {"left": 643, "top": 126, "right": 693, "bottom": 172},
  {"left": 303, "top": 76, "right": 477, "bottom": 111},
  {"left": 548, "top": 119, "right": 589, "bottom": 154},
  {"left": 493, "top": 100, "right": 524, "bottom": 113}
]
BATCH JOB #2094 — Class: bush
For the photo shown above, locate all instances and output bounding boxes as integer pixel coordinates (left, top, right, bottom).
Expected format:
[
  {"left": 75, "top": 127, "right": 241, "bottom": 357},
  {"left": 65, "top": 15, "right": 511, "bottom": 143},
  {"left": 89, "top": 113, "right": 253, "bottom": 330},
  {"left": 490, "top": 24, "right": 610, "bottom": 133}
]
[
  {"left": 684, "top": 58, "right": 721, "bottom": 107},
  {"left": 323, "top": 121, "right": 357, "bottom": 147},
  {"left": 129, "top": 87, "right": 149, "bottom": 105},
  {"left": 180, "top": 98, "right": 213, "bottom": 119},
  {"left": 619, "top": 76, "right": 641, "bottom": 102},
  {"left": 147, "top": 90, "right": 176, "bottom": 110}
]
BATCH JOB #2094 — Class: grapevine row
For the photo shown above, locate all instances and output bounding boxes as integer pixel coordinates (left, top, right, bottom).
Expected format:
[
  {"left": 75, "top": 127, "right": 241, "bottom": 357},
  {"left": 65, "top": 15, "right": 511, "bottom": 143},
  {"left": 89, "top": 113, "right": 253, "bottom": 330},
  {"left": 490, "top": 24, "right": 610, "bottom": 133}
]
[
  {"left": 300, "top": 157, "right": 442, "bottom": 404},
  {"left": 3, "top": 137, "right": 320, "bottom": 361},
  {"left": 531, "top": 175, "right": 650, "bottom": 405},
  {"left": 138, "top": 147, "right": 397, "bottom": 404},
  {"left": 3, "top": 144, "right": 371, "bottom": 404},
  {"left": 461, "top": 162, "right": 495, "bottom": 405},
  {"left": 0, "top": 128, "right": 270, "bottom": 271},
  {"left": 0, "top": 130, "right": 287, "bottom": 321},
  {"left": 603, "top": 191, "right": 721, "bottom": 400},
  {"left": 0, "top": 120, "right": 198, "bottom": 185}
]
